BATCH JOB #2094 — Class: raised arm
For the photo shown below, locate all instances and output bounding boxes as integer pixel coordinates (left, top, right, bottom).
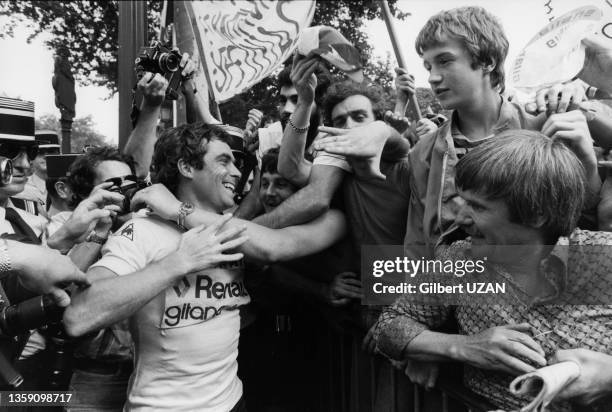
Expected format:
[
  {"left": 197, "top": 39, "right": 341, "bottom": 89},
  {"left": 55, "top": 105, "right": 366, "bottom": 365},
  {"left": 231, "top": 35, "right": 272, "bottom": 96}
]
[
  {"left": 278, "top": 56, "right": 321, "bottom": 186},
  {"left": 252, "top": 164, "right": 344, "bottom": 228},
  {"left": 122, "top": 72, "right": 168, "bottom": 178},
  {"left": 130, "top": 182, "right": 347, "bottom": 262}
]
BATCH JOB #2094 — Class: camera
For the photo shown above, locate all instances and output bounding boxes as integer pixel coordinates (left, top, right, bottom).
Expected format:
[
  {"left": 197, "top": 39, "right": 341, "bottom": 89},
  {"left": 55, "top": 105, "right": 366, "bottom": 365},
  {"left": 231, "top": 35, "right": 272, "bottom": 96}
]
[
  {"left": 0, "top": 294, "right": 63, "bottom": 337},
  {"left": 0, "top": 294, "right": 74, "bottom": 389},
  {"left": 104, "top": 175, "right": 150, "bottom": 214},
  {"left": 0, "top": 157, "right": 12, "bottom": 186},
  {"left": 135, "top": 41, "right": 184, "bottom": 100}
]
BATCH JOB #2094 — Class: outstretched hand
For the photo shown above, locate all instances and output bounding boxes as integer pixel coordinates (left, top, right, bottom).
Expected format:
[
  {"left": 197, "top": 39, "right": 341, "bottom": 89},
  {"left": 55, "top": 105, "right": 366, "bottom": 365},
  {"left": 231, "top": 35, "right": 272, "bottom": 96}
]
[
  {"left": 327, "top": 271, "right": 362, "bottom": 306},
  {"left": 172, "top": 214, "right": 248, "bottom": 274},
  {"left": 578, "top": 35, "right": 612, "bottom": 95},
  {"left": 48, "top": 182, "right": 125, "bottom": 251},
  {"left": 9, "top": 242, "right": 91, "bottom": 307},
  {"left": 524, "top": 79, "right": 587, "bottom": 115},
  {"left": 138, "top": 72, "right": 169, "bottom": 109},
  {"left": 315, "top": 121, "right": 393, "bottom": 180},
  {"left": 394, "top": 67, "right": 415, "bottom": 108},
  {"left": 291, "top": 54, "right": 320, "bottom": 104}
]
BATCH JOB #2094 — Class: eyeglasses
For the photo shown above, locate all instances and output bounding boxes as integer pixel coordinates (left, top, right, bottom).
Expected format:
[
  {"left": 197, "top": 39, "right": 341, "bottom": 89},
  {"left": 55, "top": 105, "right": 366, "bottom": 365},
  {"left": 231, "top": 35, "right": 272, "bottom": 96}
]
[{"left": 0, "top": 143, "right": 38, "bottom": 161}]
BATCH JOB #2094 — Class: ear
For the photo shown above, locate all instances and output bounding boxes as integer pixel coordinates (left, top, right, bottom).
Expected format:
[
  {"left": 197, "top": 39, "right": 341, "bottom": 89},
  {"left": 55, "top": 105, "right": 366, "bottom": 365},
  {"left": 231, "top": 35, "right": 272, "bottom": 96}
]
[
  {"left": 482, "top": 58, "right": 496, "bottom": 74},
  {"left": 177, "top": 158, "right": 194, "bottom": 179},
  {"left": 55, "top": 181, "right": 73, "bottom": 200}
]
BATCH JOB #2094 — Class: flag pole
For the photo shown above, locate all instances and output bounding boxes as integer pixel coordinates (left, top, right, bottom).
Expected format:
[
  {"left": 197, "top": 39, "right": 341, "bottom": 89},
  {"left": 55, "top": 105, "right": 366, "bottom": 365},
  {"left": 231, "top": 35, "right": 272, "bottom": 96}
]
[
  {"left": 379, "top": 0, "right": 422, "bottom": 120},
  {"left": 182, "top": 0, "right": 223, "bottom": 122}
]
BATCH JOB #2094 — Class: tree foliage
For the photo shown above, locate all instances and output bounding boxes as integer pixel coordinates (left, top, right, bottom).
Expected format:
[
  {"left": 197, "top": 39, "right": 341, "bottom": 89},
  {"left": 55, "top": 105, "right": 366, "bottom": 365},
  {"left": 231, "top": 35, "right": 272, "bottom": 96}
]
[
  {"left": 1, "top": 0, "right": 412, "bottom": 126},
  {"left": 0, "top": 0, "right": 163, "bottom": 94},
  {"left": 220, "top": 0, "right": 408, "bottom": 127},
  {"left": 36, "top": 113, "right": 109, "bottom": 152}
]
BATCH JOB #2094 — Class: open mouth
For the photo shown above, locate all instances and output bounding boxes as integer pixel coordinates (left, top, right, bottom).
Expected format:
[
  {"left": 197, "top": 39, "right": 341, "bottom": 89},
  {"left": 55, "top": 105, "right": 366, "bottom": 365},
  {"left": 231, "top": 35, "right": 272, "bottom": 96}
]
[
  {"left": 435, "top": 88, "right": 449, "bottom": 96},
  {"left": 222, "top": 182, "right": 236, "bottom": 193}
]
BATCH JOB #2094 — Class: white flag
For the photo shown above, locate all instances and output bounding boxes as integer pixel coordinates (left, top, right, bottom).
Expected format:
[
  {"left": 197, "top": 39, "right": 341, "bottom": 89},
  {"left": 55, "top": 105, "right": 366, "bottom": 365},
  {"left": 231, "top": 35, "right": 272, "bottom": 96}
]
[{"left": 190, "top": 0, "right": 316, "bottom": 102}]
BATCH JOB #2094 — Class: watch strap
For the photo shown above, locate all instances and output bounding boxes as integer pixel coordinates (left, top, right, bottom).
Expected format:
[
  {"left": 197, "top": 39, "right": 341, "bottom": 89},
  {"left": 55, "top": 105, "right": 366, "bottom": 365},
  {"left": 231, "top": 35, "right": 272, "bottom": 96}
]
[{"left": 177, "top": 202, "right": 195, "bottom": 230}]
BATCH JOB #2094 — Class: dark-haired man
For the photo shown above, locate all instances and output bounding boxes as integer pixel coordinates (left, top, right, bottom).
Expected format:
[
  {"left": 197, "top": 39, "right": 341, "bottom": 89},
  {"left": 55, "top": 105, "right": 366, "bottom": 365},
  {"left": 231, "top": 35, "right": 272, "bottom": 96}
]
[
  {"left": 64, "top": 122, "right": 346, "bottom": 411},
  {"left": 58, "top": 146, "right": 138, "bottom": 412}
]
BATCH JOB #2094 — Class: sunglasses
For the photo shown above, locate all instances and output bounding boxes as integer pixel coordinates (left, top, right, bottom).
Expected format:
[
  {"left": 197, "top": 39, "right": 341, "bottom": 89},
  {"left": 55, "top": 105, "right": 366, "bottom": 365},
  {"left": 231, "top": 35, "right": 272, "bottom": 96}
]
[{"left": 0, "top": 143, "right": 38, "bottom": 161}]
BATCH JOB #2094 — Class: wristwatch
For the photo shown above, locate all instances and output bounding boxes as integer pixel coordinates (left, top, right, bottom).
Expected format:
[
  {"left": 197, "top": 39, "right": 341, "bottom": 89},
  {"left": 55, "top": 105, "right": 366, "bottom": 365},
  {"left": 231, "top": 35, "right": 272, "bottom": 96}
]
[
  {"left": 86, "top": 231, "right": 109, "bottom": 245},
  {"left": 176, "top": 202, "right": 195, "bottom": 230}
]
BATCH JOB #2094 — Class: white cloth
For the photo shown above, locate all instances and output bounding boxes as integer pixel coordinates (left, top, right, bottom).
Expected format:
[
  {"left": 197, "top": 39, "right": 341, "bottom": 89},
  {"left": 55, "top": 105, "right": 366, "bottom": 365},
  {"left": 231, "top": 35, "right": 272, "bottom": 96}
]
[
  {"left": 311, "top": 133, "right": 352, "bottom": 173},
  {"left": 257, "top": 121, "right": 283, "bottom": 163},
  {"left": 90, "top": 216, "right": 249, "bottom": 412},
  {"left": 45, "top": 210, "right": 72, "bottom": 237}
]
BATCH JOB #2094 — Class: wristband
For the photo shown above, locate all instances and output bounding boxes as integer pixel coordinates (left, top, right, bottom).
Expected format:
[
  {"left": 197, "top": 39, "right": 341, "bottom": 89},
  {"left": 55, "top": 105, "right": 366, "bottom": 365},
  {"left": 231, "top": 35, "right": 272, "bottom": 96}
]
[
  {"left": 0, "top": 238, "right": 11, "bottom": 274},
  {"left": 177, "top": 202, "right": 195, "bottom": 230},
  {"left": 288, "top": 117, "right": 309, "bottom": 134}
]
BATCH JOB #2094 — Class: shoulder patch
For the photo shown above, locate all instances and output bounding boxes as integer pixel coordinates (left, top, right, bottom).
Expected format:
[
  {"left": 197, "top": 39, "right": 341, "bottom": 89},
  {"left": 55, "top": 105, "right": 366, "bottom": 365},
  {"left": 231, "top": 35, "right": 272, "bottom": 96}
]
[{"left": 119, "top": 223, "right": 134, "bottom": 241}]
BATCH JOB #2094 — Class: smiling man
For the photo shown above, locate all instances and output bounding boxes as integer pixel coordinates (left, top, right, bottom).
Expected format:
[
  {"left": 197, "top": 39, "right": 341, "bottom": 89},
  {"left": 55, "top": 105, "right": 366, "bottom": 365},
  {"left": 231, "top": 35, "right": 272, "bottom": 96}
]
[
  {"left": 64, "top": 122, "right": 346, "bottom": 411},
  {"left": 374, "top": 130, "right": 612, "bottom": 411},
  {"left": 64, "top": 123, "right": 250, "bottom": 412}
]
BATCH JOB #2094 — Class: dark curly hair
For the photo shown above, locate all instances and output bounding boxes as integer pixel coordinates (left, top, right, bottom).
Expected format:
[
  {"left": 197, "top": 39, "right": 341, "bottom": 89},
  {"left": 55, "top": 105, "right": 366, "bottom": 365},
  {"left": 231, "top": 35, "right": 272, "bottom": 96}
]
[
  {"left": 67, "top": 146, "right": 135, "bottom": 206},
  {"left": 277, "top": 64, "right": 332, "bottom": 107},
  {"left": 150, "top": 122, "right": 232, "bottom": 194},
  {"left": 322, "top": 81, "right": 386, "bottom": 126}
]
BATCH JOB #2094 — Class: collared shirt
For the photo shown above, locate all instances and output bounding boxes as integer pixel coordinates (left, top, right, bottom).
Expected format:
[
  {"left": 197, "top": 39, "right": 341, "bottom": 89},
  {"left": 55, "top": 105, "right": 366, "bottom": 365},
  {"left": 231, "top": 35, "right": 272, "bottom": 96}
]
[
  {"left": 374, "top": 229, "right": 612, "bottom": 411},
  {"left": 0, "top": 202, "right": 47, "bottom": 240},
  {"left": 403, "top": 97, "right": 545, "bottom": 258},
  {"left": 14, "top": 174, "right": 47, "bottom": 216}
]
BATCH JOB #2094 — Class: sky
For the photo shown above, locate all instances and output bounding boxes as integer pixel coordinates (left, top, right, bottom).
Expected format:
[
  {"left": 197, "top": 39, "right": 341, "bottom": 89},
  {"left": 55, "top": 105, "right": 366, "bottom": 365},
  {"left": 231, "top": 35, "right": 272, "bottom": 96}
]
[{"left": 0, "top": 0, "right": 606, "bottom": 145}]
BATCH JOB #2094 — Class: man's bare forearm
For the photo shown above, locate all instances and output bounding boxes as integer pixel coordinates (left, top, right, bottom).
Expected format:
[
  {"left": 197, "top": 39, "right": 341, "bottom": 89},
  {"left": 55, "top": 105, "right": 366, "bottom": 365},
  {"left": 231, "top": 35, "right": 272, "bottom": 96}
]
[
  {"left": 183, "top": 208, "right": 345, "bottom": 263},
  {"left": 63, "top": 254, "right": 187, "bottom": 337},
  {"left": 123, "top": 105, "right": 160, "bottom": 177},
  {"left": 278, "top": 102, "right": 314, "bottom": 186},
  {"left": 67, "top": 242, "right": 104, "bottom": 272},
  {"left": 253, "top": 165, "right": 344, "bottom": 229},
  {"left": 251, "top": 184, "right": 328, "bottom": 229}
]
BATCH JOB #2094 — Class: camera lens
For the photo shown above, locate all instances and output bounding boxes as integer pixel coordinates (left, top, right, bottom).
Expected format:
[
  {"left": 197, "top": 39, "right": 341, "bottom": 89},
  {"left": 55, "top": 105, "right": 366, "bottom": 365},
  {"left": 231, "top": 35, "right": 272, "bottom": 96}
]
[
  {"left": 0, "top": 158, "right": 12, "bottom": 185},
  {"left": 159, "top": 53, "right": 180, "bottom": 72}
]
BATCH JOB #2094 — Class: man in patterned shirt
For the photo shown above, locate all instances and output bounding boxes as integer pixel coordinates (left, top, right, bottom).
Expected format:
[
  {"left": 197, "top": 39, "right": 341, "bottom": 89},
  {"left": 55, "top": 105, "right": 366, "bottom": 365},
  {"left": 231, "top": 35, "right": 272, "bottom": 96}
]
[{"left": 373, "top": 130, "right": 612, "bottom": 411}]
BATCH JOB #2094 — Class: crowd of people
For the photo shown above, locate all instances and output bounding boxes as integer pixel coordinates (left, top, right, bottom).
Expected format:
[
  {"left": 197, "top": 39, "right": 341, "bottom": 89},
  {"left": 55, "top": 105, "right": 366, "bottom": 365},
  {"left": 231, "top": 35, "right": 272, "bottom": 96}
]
[{"left": 1, "top": 5, "right": 612, "bottom": 412}]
